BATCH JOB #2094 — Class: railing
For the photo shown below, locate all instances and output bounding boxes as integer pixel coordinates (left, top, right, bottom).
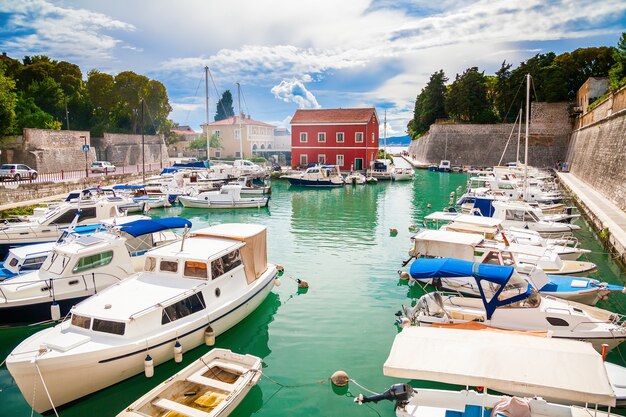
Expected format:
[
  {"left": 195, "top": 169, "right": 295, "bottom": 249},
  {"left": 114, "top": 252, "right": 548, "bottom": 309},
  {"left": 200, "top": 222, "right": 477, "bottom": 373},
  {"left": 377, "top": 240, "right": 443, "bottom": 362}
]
[{"left": 0, "top": 163, "right": 169, "bottom": 186}]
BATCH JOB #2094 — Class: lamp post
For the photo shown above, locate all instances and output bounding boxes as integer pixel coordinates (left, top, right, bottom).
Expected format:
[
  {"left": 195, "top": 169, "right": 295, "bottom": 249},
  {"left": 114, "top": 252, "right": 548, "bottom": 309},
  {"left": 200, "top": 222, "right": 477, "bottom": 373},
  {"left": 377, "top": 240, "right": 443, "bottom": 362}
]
[
  {"left": 80, "top": 136, "right": 88, "bottom": 178},
  {"left": 141, "top": 99, "right": 145, "bottom": 185}
]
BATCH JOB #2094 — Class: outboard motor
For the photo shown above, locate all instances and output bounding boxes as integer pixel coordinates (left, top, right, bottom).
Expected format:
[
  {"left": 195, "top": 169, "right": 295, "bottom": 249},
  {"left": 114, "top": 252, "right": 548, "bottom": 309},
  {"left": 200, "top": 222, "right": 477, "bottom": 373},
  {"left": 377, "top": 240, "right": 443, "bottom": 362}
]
[{"left": 355, "top": 383, "right": 412, "bottom": 408}]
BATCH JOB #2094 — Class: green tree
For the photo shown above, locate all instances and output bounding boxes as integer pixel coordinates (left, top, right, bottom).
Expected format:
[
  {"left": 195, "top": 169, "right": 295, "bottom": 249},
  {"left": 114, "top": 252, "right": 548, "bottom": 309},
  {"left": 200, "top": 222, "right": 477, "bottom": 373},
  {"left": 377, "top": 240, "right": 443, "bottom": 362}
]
[
  {"left": 609, "top": 32, "right": 626, "bottom": 91},
  {"left": 14, "top": 93, "right": 58, "bottom": 132},
  {"left": 87, "top": 70, "right": 116, "bottom": 136},
  {"left": 445, "top": 67, "right": 496, "bottom": 123},
  {"left": 214, "top": 90, "right": 235, "bottom": 121},
  {"left": 189, "top": 133, "right": 222, "bottom": 152},
  {"left": 407, "top": 70, "right": 448, "bottom": 137},
  {"left": 493, "top": 61, "right": 515, "bottom": 121},
  {"left": 143, "top": 79, "right": 172, "bottom": 135},
  {"left": 114, "top": 71, "right": 150, "bottom": 134},
  {"left": 0, "top": 67, "right": 17, "bottom": 137}
]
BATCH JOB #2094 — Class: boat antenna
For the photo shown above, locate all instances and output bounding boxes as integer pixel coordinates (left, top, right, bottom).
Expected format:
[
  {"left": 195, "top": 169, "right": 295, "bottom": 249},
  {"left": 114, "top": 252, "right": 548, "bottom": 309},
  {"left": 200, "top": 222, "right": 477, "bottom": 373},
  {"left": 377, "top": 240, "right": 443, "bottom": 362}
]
[
  {"left": 180, "top": 225, "right": 188, "bottom": 251},
  {"left": 205, "top": 66, "right": 210, "bottom": 166},
  {"left": 237, "top": 82, "right": 243, "bottom": 160}
]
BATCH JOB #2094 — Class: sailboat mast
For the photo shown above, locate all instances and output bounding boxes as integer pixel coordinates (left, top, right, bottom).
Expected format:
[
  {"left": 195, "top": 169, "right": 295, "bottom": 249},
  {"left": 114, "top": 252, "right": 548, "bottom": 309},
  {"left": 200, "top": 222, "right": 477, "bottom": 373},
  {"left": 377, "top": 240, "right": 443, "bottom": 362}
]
[
  {"left": 516, "top": 107, "right": 522, "bottom": 164},
  {"left": 205, "top": 66, "right": 210, "bottom": 164},
  {"left": 523, "top": 73, "right": 530, "bottom": 199},
  {"left": 384, "top": 109, "right": 387, "bottom": 158},
  {"left": 237, "top": 82, "right": 243, "bottom": 160}
]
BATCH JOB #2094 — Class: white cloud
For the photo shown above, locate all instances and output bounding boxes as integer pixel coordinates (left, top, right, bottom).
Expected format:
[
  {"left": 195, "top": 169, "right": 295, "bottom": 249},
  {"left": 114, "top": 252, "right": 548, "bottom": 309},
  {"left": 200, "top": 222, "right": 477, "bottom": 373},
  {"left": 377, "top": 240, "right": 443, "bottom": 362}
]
[{"left": 271, "top": 79, "right": 321, "bottom": 109}]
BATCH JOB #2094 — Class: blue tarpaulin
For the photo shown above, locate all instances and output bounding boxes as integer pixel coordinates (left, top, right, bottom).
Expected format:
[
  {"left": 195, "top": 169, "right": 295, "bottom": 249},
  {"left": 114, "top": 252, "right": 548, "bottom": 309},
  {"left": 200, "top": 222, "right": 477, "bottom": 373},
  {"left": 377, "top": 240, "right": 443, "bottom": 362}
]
[
  {"left": 409, "top": 258, "right": 530, "bottom": 319},
  {"left": 473, "top": 197, "right": 495, "bottom": 217},
  {"left": 160, "top": 167, "right": 178, "bottom": 175},
  {"left": 119, "top": 218, "right": 192, "bottom": 237},
  {"left": 112, "top": 184, "right": 145, "bottom": 190}
]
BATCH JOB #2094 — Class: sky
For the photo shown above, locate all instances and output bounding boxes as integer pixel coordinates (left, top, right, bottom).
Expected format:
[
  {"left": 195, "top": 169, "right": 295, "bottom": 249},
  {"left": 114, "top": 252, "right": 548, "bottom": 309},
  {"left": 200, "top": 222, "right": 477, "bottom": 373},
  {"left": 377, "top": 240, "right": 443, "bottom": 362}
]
[{"left": 0, "top": 0, "right": 624, "bottom": 136}]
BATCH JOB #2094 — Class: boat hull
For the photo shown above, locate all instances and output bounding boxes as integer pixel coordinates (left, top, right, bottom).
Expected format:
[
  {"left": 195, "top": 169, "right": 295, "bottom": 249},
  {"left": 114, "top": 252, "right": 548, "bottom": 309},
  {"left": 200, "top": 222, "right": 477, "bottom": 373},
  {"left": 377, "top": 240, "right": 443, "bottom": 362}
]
[
  {"left": 0, "top": 296, "right": 88, "bottom": 326},
  {"left": 178, "top": 196, "right": 270, "bottom": 209},
  {"left": 286, "top": 177, "right": 343, "bottom": 187},
  {"left": 6, "top": 268, "right": 277, "bottom": 413}
]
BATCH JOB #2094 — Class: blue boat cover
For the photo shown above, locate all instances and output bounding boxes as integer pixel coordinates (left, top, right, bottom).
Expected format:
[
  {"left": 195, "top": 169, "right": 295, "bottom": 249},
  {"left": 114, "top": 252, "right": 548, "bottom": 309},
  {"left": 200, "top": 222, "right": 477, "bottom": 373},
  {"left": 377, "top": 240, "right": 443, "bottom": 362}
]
[
  {"left": 119, "top": 217, "right": 191, "bottom": 237},
  {"left": 410, "top": 258, "right": 529, "bottom": 320},
  {"left": 160, "top": 167, "right": 178, "bottom": 175},
  {"left": 112, "top": 184, "right": 145, "bottom": 190},
  {"left": 173, "top": 161, "right": 209, "bottom": 169},
  {"left": 472, "top": 197, "right": 495, "bottom": 217}
]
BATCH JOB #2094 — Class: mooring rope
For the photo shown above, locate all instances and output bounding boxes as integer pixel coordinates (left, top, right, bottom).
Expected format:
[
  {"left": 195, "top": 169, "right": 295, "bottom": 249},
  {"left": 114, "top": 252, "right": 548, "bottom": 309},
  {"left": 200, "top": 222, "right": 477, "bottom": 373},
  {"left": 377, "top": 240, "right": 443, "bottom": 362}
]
[
  {"left": 34, "top": 361, "right": 60, "bottom": 417},
  {"left": 349, "top": 378, "right": 380, "bottom": 395},
  {"left": 260, "top": 372, "right": 328, "bottom": 388}
]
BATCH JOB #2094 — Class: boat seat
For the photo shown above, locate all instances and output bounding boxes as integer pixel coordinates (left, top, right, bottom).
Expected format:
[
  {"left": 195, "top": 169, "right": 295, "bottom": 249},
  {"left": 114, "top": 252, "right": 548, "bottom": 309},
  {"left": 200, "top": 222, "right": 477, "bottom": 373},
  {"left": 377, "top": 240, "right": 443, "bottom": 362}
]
[
  {"left": 208, "top": 360, "right": 248, "bottom": 375},
  {"left": 152, "top": 397, "right": 208, "bottom": 417},
  {"left": 449, "top": 310, "right": 485, "bottom": 322},
  {"left": 186, "top": 373, "right": 234, "bottom": 393}
]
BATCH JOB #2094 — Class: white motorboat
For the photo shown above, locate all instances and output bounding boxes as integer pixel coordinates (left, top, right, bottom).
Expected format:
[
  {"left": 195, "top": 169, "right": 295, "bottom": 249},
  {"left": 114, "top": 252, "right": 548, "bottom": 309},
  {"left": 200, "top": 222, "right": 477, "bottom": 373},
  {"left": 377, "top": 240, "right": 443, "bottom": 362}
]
[
  {"left": 178, "top": 184, "right": 270, "bottom": 209},
  {"left": 391, "top": 167, "right": 414, "bottom": 181},
  {"left": 228, "top": 176, "right": 271, "bottom": 195},
  {"left": 355, "top": 326, "right": 618, "bottom": 417},
  {"left": 0, "top": 216, "right": 190, "bottom": 326},
  {"left": 6, "top": 223, "right": 278, "bottom": 413},
  {"left": 367, "top": 159, "right": 393, "bottom": 180},
  {"left": 344, "top": 172, "right": 367, "bottom": 185},
  {"left": 0, "top": 193, "right": 130, "bottom": 255},
  {"left": 0, "top": 241, "right": 57, "bottom": 281},
  {"left": 281, "top": 165, "right": 344, "bottom": 187},
  {"left": 232, "top": 159, "right": 267, "bottom": 179},
  {"left": 438, "top": 160, "right": 451, "bottom": 172},
  {"left": 117, "top": 348, "right": 262, "bottom": 417},
  {"left": 399, "top": 258, "right": 626, "bottom": 352}
]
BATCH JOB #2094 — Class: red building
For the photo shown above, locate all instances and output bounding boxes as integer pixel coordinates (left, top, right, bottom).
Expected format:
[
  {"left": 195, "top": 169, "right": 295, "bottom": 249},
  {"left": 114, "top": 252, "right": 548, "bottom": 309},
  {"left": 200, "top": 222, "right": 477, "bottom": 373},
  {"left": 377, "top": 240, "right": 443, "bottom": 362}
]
[{"left": 290, "top": 108, "right": 379, "bottom": 171}]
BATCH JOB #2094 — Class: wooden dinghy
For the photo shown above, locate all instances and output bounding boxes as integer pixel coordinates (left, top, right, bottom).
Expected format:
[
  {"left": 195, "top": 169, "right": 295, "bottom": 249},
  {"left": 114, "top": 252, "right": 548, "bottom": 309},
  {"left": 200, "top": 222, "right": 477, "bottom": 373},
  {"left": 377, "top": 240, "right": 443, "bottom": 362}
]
[{"left": 118, "top": 349, "right": 262, "bottom": 417}]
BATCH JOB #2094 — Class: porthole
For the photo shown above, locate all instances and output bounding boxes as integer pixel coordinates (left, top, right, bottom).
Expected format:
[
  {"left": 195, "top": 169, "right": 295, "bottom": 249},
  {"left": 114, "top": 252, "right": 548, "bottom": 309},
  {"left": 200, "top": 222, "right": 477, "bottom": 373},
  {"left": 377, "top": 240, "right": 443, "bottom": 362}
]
[{"left": 215, "top": 288, "right": 221, "bottom": 298}]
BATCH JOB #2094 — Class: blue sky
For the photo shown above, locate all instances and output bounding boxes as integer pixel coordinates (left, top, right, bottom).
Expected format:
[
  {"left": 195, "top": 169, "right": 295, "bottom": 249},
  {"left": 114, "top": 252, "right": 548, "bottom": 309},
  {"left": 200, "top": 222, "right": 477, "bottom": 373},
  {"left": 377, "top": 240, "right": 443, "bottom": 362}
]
[{"left": 0, "top": 0, "right": 624, "bottom": 136}]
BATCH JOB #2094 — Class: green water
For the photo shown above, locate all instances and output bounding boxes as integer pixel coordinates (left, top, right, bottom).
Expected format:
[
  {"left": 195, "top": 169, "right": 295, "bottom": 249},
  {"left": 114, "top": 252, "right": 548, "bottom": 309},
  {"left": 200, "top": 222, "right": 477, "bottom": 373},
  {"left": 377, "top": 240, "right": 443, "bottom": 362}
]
[{"left": 1, "top": 170, "right": 625, "bottom": 417}]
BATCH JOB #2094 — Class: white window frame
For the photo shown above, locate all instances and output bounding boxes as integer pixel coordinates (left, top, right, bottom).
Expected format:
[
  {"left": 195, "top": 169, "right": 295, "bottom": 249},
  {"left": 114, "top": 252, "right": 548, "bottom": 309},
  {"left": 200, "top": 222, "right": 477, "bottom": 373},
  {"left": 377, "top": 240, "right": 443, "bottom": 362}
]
[
  {"left": 318, "top": 154, "right": 326, "bottom": 164},
  {"left": 318, "top": 132, "right": 326, "bottom": 143},
  {"left": 336, "top": 154, "right": 344, "bottom": 166},
  {"left": 355, "top": 132, "right": 363, "bottom": 143},
  {"left": 300, "top": 132, "right": 308, "bottom": 143},
  {"left": 336, "top": 132, "right": 344, "bottom": 143},
  {"left": 300, "top": 154, "right": 308, "bottom": 166},
  {"left": 371, "top": 132, "right": 375, "bottom": 144}
]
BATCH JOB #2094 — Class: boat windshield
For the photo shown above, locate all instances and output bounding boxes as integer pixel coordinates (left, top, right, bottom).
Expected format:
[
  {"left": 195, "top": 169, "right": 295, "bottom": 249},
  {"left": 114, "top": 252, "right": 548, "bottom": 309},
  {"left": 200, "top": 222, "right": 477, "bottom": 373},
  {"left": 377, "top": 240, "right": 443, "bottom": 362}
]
[{"left": 41, "top": 251, "right": 71, "bottom": 275}]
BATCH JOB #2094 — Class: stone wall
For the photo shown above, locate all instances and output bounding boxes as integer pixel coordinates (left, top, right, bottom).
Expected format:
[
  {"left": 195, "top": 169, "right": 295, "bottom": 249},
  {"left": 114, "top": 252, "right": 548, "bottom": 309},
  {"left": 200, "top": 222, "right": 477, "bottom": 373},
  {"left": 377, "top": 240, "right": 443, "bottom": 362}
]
[
  {"left": 407, "top": 102, "right": 572, "bottom": 168},
  {"left": 102, "top": 133, "right": 168, "bottom": 167},
  {"left": 566, "top": 109, "right": 626, "bottom": 211}
]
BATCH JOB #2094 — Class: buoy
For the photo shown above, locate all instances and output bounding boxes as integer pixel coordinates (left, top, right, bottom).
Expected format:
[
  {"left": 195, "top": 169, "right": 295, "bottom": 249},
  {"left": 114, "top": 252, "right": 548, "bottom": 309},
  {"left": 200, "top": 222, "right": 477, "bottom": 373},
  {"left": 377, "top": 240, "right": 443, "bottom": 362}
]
[
  {"left": 427, "top": 203, "right": 432, "bottom": 208},
  {"left": 50, "top": 302, "right": 61, "bottom": 321},
  {"left": 276, "top": 265, "right": 285, "bottom": 273},
  {"left": 204, "top": 325, "right": 215, "bottom": 346},
  {"left": 296, "top": 278, "right": 309, "bottom": 289},
  {"left": 331, "top": 370, "right": 349, "bottom": 387},
  {"left": 399, "top": 317, "right": 411, "bottom": 328},
  {"left": 390, "top": 228, "right": 398, "bottom": 236},
  {"left": 144, "top": 354, "right": 154, "bottom": 378},
  {"left": 174, "top": 341, "right": 183, "bottom": 363},
  {"left": 398, "top": 270, "right": 410, "bottom": 280},
  {"left": 274, "top": 277, "right": 282, "bottom": 287},
  {"left": 409, "top": 277, "right": 417, "bottom": 284}
]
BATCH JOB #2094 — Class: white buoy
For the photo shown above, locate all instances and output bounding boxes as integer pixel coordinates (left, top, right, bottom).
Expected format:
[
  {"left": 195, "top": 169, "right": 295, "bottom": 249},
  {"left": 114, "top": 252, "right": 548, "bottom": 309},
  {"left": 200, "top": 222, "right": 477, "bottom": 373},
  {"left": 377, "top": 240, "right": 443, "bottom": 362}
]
[
  {"left": 331, "top": 370, "right": 349, "bottom": 387},
  {"left": 427, "top": 203, "right": 432, "bottom": 208},
  {"left": 144, "top": 354, "right": 154, "bottom": 378},
  {"left": 296, "top": 278, "right": 309, "bottom": 289},
  {"left": 174, "top": 341, "right": 183, "bottom": 363},
  {"left": 204, "top": 325, "right": 215, "bottom": 346},
  {"left": 399, "top": 317, "right": 411, "bottom": 328},
  {"left": 274, "top": 277, "right": 282, "bottom": 287},
  {"left": 50, "top": 302, "right": 61, "bottom": 321}
]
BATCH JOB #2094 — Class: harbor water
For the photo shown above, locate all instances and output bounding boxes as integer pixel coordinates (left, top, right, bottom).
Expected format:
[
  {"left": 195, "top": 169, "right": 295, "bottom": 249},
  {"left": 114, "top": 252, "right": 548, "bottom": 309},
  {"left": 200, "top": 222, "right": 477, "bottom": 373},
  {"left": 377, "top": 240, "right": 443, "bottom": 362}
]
[{"left": 1, "top": 170, "right": 625, "bottom": 416}]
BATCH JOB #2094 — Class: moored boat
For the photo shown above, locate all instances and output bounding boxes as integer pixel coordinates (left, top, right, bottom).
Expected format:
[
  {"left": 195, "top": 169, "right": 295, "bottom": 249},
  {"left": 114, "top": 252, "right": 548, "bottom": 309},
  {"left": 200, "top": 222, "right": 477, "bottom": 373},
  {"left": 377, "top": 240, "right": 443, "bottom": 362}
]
[
  {"left": 117, "top": 348, "right": 262, "bottom": 417},
  {"left": 178, "top": 184, "right": 270, "bottom": 209},
  {"left": 281, "top": 164, "right": 344, "bottom": 187}
]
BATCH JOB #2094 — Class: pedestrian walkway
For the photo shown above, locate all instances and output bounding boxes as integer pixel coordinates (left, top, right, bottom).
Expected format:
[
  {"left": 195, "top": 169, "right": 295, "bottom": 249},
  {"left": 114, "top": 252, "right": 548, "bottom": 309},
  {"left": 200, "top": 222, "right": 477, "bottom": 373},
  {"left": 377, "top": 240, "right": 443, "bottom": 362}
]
[
  {"left": 557, "top": 172, "right": 626, "bottom": 264},
  {"left": 401, "top": 155, "right": 429, "bottom": 169}
]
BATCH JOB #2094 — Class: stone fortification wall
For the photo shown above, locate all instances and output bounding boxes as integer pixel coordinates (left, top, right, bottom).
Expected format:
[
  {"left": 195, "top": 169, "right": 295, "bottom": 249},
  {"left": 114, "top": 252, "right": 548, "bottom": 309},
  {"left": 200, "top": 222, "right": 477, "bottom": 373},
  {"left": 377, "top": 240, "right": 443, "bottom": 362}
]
[
  {"left": 566, "top": 109, "right": 626, "bottom": 211},
  {"left": 407, "top": 102, "right": 572, "bottom": 168},
  {"left": 102, "top": 133, "right": 168, "bottom": 167},
  {"left": 1, "top": 129, "right": 97, "bottom": 173}
]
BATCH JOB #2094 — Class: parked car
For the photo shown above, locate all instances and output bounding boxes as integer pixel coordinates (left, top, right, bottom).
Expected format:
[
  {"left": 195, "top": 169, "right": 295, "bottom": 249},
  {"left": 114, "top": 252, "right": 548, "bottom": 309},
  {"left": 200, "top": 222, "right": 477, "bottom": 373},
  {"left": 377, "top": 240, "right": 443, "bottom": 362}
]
[
  {"left": 91, "top": 161, "right": 116, "bottom": 173},
  {"left": 0, "top": 164, "right": 38, "bottom": 181}
]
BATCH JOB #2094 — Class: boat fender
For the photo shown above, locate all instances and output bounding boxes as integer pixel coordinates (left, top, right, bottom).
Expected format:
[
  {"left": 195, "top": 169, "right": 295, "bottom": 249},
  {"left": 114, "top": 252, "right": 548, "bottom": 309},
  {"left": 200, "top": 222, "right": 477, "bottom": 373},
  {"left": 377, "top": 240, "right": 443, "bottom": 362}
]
[
  {"left": 398, "top": 271, "right": 410, "bottom": 280},
  {"left": 331, "top": 370, "right": 349, "bottom": 387},
  {"left": 399, "top": 317, "right": 411, "bottom": 329},
  {"left": 296, "top": 278, "right": 309, "bottom": 289},
  {"left": 432, "top": 278, "right": 443, "bottom": 290},
  {"left": 174, "top": 341, "right": 183, "bottom": 363},
  {"left": 274, "top": 277, "right": 282, "bottom": 287},
  {"left": 50, "top": 302, "right": 61, "bottom": 321},
  {"left": 205, "top": 325, "right": 215, "bottom": 346},
  {"left": 390, "top": 228, "right": 398, "bottom": 236},
  {"left": 144, "top": 354, "right": 154, "bottom": 378},
  {"left": 276, "top": 264, "right": 285, "bottom": 274}
]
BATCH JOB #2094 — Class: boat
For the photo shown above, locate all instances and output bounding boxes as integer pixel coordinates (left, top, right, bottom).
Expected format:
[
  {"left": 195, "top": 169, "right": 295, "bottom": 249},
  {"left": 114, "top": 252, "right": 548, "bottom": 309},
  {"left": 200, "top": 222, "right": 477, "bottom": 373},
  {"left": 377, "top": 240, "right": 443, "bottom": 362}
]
[
  {"left": 344, "top": 172, "right": 367, "bottom": 185},
  {"left": 0, "top": 241, "right": 57, "bottom": 281},
  {"left": 367, "top": 159, "right": 393, "bottom": 180},
  {"left": 118, "top": 348, "right": 262, "bottom": 417},
  {"left": 0, "top": 193, "right": 130, "bottom": 256},
  {"left": 6, "top": 223, "right": 279, "bottom": 413},
  {"left": 0, "top": 216, "right": 191, "bottom": 326},
  {"left": 178, "top": 184, "right": 270, "bottom": 209},
  {"left": 281, "top": 164, "right": 344, "bottom": 187},
  {"left": 391, "top": 167, "right": 414, "bottom": 181},
  {"left": 438, "top": 160, "right": 451, "bottom": 172},
  {"left": 228, "top": 176, "right": 272, "bottom": 195},
  {"left": 355, "top": 326, "right": 618, "bottom": 417},
  {"left": 398, "top": 257, "right": 626, "bottom": 352},
  {"left": 427, "top": 164, "right": 438, "bottom": 172},
  {"left": 605, "top": 361, "right": 626, "bottom": 407}
]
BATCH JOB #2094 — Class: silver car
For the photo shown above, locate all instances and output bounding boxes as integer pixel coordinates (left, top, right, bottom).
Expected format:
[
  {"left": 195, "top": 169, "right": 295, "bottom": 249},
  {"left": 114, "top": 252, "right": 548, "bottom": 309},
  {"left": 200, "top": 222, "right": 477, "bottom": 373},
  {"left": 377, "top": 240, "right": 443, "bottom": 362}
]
[
  {"left": 91, "top": 161, "right": 116, "bottom": 173},
  {"left": 0, "top": 164, "right": 38, "bottom": 181}
]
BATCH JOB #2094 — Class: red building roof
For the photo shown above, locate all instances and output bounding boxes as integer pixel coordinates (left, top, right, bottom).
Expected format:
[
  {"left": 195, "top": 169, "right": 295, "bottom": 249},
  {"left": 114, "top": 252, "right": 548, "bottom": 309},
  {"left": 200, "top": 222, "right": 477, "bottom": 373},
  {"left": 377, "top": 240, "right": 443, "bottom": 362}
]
[{"left": 290, "top": 108, "right": 377, "bottom": 124}]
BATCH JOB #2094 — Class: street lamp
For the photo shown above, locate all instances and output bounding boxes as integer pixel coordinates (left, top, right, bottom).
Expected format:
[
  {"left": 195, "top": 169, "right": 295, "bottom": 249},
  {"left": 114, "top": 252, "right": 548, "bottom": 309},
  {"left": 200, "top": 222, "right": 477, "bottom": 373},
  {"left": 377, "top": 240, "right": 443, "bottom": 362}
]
[{"left": 80, "top": 135, "right": 88, "bottom": 177}]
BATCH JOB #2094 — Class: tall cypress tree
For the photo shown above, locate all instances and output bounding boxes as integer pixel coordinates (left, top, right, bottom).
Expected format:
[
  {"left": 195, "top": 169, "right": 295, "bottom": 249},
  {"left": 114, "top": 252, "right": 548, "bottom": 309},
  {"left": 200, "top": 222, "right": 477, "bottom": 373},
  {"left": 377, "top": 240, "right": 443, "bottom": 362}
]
[{"left": 214, "top": 90, "right": 235, "bottom": 121}]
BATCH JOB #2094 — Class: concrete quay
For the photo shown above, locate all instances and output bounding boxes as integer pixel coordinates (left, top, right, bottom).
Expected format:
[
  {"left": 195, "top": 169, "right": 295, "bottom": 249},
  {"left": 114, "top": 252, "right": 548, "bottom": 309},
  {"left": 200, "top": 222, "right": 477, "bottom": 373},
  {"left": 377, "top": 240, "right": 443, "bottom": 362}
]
[
  {"left": 557, "top": 172, "right": 626, "bottom": 266},
  {"left": 401, "top": 155, "right": 430, "bottom": 169}
]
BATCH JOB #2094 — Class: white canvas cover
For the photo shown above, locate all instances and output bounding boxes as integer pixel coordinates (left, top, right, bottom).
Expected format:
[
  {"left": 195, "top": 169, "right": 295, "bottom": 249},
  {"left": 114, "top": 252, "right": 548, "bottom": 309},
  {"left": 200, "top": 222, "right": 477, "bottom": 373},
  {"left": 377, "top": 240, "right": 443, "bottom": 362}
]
[
  {"left": 414, "top": 230, "right": 483, "bottom": 261},
  {"left": 383, "top": 327, "right": 616, "bottom": 406}
]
